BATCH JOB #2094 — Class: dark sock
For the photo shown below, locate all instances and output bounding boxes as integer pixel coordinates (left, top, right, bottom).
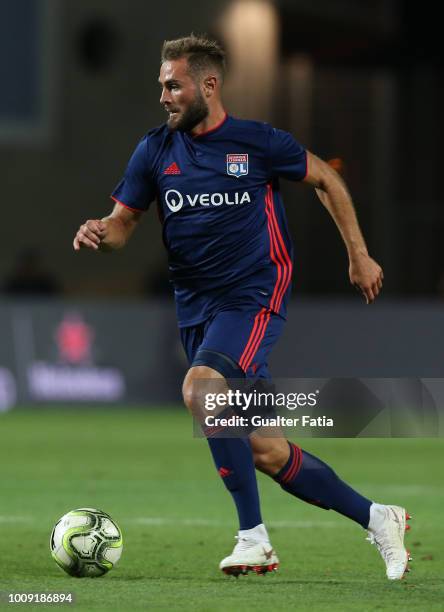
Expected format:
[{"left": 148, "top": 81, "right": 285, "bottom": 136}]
[
  {"left": 273, "top": 442, "right": 371, "bottom": 528},
  {"left": 207, "top": 436, "right": 262, "bottom": 530}
]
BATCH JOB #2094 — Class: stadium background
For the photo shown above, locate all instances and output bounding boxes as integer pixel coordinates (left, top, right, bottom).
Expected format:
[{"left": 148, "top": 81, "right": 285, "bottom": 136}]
[{"left": 0, "top": 1, "right": 443, "bottom": 611}]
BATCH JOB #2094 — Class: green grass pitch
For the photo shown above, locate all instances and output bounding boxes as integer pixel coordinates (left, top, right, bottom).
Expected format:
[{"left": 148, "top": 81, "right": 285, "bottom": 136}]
[{"left": 0, "top": 408, "right": 443, "bottom": 611}]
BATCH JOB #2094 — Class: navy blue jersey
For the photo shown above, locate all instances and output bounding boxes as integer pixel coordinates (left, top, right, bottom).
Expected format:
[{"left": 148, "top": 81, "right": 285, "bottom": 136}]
[{"left": 111, "top": 114, "right": 307, "bottom": 327}]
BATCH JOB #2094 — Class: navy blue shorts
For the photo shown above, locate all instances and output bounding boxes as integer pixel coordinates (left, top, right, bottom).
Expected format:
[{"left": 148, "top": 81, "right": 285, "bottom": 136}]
[{"left": 180, "top": 301, "right": 285, "bottom": 379}]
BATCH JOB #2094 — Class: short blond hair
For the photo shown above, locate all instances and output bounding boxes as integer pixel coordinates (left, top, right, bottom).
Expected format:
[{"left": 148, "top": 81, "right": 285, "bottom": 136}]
[{"left": 161, "top": 34, "right": 226, "bottom": 81}]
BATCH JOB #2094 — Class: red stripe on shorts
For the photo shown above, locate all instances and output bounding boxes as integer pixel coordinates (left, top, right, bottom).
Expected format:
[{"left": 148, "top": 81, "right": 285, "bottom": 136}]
[{"left": 239, "top": 308, "right": 271, "bottom": 373}]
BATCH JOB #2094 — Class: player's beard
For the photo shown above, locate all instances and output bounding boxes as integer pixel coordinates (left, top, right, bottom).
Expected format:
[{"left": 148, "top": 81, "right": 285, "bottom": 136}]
[{"left": 167, "top": 91, "right": 209, "bottom": 133}]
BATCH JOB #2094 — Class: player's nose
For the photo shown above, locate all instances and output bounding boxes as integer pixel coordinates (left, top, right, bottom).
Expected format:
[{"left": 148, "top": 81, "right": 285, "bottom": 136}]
[{"left": 160, "top": 87, "right": 171, "bottom": 105}]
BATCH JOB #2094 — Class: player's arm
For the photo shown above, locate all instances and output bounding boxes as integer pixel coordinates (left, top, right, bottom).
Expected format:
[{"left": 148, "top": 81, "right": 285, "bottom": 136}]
[
  {"left": 303, "top": 151, "right": 383, "bottom": 304},
  {"left": 73, "top": 202, "right": 142, "bottom": 252}
]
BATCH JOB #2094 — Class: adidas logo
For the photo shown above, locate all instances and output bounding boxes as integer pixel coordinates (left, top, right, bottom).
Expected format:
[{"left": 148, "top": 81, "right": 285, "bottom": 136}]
[{"left": 164, "top": 162, "right": 181, "bottom": 175}]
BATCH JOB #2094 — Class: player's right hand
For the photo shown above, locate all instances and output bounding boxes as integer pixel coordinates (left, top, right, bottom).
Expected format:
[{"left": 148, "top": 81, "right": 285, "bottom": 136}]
[
  {"left": 349, "top": 253, "right": 383, "bottom": 304},
  {"left": 73, "top": 219, "right": 106, "bottom": 251}
]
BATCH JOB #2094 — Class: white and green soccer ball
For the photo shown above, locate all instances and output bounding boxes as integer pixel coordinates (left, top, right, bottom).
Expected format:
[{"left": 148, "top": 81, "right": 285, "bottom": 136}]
[{"left": 50, "top": 508, "right": 123, "bottom": 577}]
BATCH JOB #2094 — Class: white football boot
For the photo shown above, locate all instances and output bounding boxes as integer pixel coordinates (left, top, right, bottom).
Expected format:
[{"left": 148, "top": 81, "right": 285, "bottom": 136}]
[
  {"left": 366, "top": 503, "right": 412, "bottom": 580},
  {"left": 220, "top": 523, "right": 279, "bottom": 576}
]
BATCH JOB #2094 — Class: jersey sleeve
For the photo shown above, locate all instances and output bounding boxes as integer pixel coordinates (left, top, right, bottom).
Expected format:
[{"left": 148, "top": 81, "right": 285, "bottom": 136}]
[
  {"left": 268, "top": 127, "right": 307, "bottom": 181},
  {"left": 111, "top": 136, "right": 156, "bottom": 211}
]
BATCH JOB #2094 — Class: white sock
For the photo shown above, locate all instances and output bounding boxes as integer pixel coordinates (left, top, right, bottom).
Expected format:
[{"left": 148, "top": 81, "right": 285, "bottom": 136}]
[
  {"left": 368, "top": 503, "right": 387, "bottom": 531},
  {"left": 238, "top": 523, "right": 269, "bottom": 542}
]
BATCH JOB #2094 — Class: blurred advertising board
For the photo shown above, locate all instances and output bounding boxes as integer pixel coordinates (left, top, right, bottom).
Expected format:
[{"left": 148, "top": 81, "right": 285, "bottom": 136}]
[
  {"left": 1, "top": 299, "right": 443, "bottom": 412},
  {"left": 0, "top": 300, "right": 184, "bottom": 409}
]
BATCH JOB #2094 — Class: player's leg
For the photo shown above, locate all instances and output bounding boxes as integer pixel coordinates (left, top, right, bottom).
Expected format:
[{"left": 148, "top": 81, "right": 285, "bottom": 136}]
[
  {"left": 251, "top": 434, "right": 372, "bottom": 526},
  {"left": 182, "top": 362, "right": 277, "bottom": 576},
  {"left": 250, "top": 434, "right": 411, "bottom": 579},
  {"left": 182, "top": 364, "right": 262, "bottom": 532},
  {"left": 180, "top": 308, "right": 286, "bottom": 575}
]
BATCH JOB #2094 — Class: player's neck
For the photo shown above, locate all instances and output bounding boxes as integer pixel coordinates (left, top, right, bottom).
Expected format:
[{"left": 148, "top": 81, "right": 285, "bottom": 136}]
[{"left": 190, "top": 107, "right": 227, "bottom": 137}]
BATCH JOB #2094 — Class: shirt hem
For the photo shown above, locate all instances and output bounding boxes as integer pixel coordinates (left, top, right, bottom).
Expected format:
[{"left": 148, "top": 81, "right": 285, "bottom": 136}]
[{"left": 110, "top": 195, "right": 146, "bottom": 213}]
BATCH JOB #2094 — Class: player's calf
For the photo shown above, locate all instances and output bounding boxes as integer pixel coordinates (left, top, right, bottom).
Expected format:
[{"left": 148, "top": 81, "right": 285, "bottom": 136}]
[{"left": 251, "top": 434, "right": 290, "bottom": 475}]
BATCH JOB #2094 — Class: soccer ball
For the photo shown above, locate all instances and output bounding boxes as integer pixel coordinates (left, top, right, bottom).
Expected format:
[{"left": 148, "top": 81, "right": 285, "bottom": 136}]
[{"left": 50, "top": 507, "right": 123, "bottom": 577}]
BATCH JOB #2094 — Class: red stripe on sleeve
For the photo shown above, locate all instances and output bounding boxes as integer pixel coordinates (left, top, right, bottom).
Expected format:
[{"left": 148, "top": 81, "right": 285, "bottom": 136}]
[{"left": 110, "top": 196, "right": 145, "bottom": 213}]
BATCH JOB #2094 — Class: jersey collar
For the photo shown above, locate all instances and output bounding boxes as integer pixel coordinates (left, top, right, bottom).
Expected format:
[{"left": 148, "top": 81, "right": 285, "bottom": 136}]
[{"left": 190, "top": 112, "right": 229, "bottom": 139}]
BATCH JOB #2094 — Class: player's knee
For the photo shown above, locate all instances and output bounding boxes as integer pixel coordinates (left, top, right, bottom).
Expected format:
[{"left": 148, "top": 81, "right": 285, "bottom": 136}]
[
  {"left": 182, "top": 366, "right": 221, "bottom": 418},
  {"left": 253, "top": 443, "right": 289, "bottom": 475},
  {"left": 182, "top": 377, "right": 202, "bottom": 416}
]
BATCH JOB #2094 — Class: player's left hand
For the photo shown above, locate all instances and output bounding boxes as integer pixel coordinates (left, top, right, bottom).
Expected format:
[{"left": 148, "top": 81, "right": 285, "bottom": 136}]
[
  {"left": 349, "top": 253, "right": 383, "bottom": 304},
  {"left": 73, "top": 219, "right": 107, "bottom": 251}
]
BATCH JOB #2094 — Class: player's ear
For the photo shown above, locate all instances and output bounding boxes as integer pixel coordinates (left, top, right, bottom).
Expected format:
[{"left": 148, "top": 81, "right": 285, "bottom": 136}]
[{"left": 203, "top": 75, "right": 217, "bottom": 97}]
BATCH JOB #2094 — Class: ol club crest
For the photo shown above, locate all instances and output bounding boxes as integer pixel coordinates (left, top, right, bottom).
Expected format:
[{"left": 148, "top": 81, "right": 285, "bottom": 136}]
[{"left": 226, "top": 154, "right": 248, "bottom": 177}]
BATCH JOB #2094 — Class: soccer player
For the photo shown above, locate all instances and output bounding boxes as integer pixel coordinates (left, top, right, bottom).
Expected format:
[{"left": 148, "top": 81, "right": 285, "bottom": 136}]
[{"left": 73, "top": 35, "right": 411, "bottom": 580}]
